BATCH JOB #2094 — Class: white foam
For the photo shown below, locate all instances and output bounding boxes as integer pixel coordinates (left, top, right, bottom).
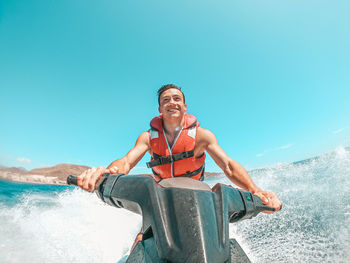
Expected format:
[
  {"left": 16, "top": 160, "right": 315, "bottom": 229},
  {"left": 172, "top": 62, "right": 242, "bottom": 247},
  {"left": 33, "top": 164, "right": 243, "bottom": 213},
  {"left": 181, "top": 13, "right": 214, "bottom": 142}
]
[{"left": 0, "top": 189, "right": 141, "bottom": 263}]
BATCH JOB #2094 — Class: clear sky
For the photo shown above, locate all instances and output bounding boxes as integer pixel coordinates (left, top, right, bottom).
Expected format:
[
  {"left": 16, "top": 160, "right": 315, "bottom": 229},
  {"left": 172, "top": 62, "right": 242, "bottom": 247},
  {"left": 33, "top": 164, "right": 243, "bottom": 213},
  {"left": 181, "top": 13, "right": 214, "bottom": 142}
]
[{"left": 1, "top": 0, "right": 349, "bottom": 173}]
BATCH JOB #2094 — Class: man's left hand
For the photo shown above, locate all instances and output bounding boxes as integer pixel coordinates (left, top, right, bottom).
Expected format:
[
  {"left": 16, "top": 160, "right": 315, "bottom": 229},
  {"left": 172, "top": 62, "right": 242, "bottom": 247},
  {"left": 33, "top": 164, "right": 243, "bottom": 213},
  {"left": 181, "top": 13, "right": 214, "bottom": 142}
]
[{"left": 253, "top": 191, "right": 282, "bottom": 214}]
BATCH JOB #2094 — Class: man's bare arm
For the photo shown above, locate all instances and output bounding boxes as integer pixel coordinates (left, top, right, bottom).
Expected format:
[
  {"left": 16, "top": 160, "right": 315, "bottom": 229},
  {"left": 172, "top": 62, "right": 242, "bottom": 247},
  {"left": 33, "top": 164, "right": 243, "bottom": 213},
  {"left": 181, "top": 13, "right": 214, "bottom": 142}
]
[
  {"left": 77, "top": 131, "right": 150, "bottom": 192},
  {"left": 198, "top": 127, "right": 282, "bottom": 213},
  {"left": 198, "top": 128, "right": 259, "bottom": 192},
  {"left": 107, "top": 131, "right": 150, "bottom": 174}
]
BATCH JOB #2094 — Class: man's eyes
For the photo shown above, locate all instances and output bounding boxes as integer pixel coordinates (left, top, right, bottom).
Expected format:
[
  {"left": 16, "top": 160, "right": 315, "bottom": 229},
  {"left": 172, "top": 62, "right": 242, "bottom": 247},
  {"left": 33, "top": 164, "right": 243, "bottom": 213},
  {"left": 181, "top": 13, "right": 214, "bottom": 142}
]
[{"left": 162, "top": 97, "right": 181, "bottom": 103}]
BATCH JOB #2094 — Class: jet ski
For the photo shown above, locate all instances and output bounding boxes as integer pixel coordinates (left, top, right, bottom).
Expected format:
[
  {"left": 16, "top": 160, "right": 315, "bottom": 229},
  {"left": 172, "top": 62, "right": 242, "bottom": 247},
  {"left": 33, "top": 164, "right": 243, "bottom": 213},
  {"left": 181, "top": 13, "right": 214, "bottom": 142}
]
[{"left": 67, "top": 174, "right": 274, "bottom": 263}]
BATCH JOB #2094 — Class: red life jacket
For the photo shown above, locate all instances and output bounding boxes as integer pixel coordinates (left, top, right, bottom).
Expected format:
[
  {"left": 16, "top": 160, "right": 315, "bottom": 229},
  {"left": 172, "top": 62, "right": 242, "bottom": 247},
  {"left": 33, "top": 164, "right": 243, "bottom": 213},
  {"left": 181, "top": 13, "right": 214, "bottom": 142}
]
[{"left": 147, "top": 113, "right": 205, "bottom": 181}]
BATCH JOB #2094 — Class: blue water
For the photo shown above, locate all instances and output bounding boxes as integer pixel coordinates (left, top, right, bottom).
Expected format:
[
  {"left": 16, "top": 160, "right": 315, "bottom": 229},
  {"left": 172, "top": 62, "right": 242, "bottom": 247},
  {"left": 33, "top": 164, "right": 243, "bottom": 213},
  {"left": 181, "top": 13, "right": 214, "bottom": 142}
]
[
  {"left": 0, "top": 180, "right": 71, "bottom": 207},
  {"left": 0, "top": 146, "right": 349, "bottom": 263}
]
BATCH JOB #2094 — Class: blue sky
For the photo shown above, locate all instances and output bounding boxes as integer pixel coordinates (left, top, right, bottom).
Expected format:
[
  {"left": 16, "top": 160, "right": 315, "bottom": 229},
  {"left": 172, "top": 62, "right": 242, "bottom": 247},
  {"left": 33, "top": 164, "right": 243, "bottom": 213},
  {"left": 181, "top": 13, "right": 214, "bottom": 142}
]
[{"left": 1, "top": 0, "right": 349, "bottom": 173}]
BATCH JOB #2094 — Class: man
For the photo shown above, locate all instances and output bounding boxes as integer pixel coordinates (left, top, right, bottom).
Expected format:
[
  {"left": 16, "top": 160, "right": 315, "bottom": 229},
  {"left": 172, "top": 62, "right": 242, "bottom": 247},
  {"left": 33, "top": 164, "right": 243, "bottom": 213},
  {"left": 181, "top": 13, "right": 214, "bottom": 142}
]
[{"left": 77, "top": 84, "right": 282, "bottom": 246}]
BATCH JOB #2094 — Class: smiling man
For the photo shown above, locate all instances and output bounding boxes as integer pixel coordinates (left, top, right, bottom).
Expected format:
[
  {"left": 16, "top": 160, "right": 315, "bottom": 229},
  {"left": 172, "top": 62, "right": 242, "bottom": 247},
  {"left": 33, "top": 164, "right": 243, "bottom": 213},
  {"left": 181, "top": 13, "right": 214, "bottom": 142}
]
[{"left": 77, "top": 84, "right": 282, "bottom": 249}]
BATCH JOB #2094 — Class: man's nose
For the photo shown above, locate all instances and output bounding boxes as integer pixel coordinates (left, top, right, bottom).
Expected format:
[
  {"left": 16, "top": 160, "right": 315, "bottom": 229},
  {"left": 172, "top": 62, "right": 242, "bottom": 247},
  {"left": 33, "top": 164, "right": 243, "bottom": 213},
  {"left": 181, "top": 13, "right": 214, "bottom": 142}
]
[{"left": 168, "top": 98, "right": 176, "bottom": 104}]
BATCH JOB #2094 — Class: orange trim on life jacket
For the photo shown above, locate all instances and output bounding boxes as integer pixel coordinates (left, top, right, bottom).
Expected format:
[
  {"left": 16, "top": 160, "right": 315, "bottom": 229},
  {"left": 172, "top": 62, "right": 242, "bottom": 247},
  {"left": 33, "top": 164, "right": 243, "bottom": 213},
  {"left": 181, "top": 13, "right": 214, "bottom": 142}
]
[{"left": 148, "top": 113, "right": 205, "bottom": 180}]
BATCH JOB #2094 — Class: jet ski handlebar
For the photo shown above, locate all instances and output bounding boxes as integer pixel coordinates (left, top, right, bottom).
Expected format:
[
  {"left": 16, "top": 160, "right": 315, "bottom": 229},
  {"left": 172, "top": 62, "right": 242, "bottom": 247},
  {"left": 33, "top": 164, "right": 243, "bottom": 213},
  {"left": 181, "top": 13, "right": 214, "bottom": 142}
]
[{"left": 67, "top": 174, "right": 274, "bottom": 221}]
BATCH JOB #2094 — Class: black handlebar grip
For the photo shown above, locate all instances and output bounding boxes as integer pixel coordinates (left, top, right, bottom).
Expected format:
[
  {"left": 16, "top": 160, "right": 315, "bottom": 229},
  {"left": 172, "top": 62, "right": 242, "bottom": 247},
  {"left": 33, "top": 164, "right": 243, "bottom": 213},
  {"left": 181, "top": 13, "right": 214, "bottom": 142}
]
[
  {"left": 263, "top": 206, "right": 276, "bottom": 212},
  {"left": 67, "top": 175, "right": 78, "bottom": 185}
]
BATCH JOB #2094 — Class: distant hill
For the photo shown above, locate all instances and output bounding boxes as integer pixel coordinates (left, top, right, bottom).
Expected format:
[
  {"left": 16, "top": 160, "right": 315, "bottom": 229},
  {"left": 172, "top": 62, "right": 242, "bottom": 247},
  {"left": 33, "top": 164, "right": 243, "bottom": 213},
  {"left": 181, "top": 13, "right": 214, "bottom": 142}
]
[
  {"left": 0, "top": 163, "right": 90, "bottom": 184},
  {"left": 0, "top": 166, "right": 27, "bottom": 174},
  {"left": 27, "top": 163, "right": 90, "bottom": 181}
]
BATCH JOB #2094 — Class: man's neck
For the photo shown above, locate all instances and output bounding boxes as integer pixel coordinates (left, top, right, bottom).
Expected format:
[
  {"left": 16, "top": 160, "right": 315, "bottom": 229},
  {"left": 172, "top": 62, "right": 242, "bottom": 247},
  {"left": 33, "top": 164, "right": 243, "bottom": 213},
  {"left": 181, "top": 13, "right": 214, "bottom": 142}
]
[{"left": 162, "top": 116, "right": 185, "bottom": 136}]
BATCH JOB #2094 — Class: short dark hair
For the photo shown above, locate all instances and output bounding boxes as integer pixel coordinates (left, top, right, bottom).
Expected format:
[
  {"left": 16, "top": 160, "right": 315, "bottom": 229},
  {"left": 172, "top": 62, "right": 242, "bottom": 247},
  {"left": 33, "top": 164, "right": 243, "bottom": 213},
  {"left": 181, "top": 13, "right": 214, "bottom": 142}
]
[{"left": 157, "top": 84, "right": 185, "bottom": 105}]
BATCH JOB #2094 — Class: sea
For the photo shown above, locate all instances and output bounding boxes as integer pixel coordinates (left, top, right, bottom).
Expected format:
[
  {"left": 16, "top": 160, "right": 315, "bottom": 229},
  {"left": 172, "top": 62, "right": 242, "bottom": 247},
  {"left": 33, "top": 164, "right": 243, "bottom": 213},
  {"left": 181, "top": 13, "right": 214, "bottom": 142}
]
[{"left": 0, "top": 146, "right": 349, "bottom": 263}]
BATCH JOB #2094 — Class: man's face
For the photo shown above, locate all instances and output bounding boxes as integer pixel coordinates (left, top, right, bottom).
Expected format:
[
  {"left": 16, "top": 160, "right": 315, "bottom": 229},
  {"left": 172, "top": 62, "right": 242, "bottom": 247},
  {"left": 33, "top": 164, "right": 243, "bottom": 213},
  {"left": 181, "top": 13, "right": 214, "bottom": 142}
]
[{"left": 158, "top": 89, "right": 187, "bottom": 119}]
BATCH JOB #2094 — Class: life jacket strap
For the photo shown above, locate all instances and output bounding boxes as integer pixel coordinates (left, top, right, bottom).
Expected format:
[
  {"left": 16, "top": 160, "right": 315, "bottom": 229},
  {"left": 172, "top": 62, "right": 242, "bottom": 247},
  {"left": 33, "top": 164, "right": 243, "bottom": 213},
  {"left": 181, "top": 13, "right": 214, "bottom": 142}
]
[
  {"left": 146, "top": 151, "right": 194, "bottom": 168},
  {"left": 152, "top": 164, "right": 205, "bottom": 181},
  {"left": 179, "top": 165, "right": 205, "bottom": 181}
]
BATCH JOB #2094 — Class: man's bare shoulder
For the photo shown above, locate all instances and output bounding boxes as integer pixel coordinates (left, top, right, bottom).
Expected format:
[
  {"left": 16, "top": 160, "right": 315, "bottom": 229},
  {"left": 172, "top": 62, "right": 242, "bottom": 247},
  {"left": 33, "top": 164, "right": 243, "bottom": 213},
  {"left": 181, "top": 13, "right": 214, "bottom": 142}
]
[
  {"left": 197, "top": 127, "right": 217, "bottom": 145},
  {"left": 136, "top": 131, "right": 151, "bottom": 146}
]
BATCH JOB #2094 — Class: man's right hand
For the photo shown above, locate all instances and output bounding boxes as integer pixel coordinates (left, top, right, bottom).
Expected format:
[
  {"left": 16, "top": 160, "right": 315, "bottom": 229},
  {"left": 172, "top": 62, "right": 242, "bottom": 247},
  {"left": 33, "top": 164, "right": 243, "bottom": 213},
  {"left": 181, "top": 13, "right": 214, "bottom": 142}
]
[{"left": 77, "top": 166, "right": 119, "bottom": 192}]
